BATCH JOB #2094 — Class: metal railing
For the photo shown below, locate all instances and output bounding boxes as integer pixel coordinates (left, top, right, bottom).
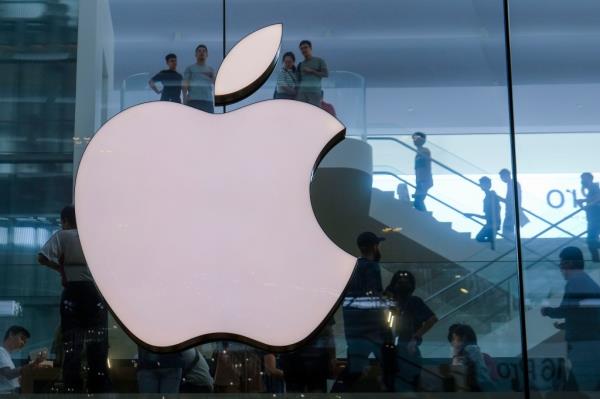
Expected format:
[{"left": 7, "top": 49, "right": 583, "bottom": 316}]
[{"left": 368, "top": 136, "right": 582, "bottom": 239}]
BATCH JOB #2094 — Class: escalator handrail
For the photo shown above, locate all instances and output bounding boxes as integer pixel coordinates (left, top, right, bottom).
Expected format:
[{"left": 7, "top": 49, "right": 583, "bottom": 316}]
[
  {"left": 368, "top": 136, "right": 579, "bottom": 238},
  {"left": 373, "top": 171, "right": 486, "bottom": 228},
  {"left": 436, "top": 231, "right": 587, "bottom": 322},
  {"left": 372, "top": 168, "right": 583, "bottom": 303}
]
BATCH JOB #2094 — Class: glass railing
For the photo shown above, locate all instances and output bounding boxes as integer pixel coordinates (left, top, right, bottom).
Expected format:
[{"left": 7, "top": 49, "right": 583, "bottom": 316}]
[{"left": 369, "top": 135, "right": 584, "bottom": 241}]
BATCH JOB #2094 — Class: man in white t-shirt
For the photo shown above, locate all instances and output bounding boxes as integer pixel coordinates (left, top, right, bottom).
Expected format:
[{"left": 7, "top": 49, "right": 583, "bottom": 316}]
[
  {"left": 38, "top": 205, "right": 110, "bottom": 393},
  {"left": 0, "top": 326, "right": 43, "bottom": 394},
  {"left": 182, "top": 44, "right": 215, "bottom": 113}
]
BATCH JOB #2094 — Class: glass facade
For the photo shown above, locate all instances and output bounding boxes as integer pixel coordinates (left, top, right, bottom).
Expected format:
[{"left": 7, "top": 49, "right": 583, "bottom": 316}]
[{"left": 1, "top": 0, "right": 599, "bottom": 397}]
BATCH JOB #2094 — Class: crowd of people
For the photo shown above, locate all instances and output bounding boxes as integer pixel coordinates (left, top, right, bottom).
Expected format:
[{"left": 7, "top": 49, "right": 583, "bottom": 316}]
[
  {"left": 147, "top": 40, "right": 334, "bottom": 114},
  {"left": 0, "top": 204, "right": 520, "bottom": 394}
]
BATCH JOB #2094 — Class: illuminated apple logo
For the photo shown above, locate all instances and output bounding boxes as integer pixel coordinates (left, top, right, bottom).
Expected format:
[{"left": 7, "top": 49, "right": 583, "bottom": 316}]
[{"left": 75, "top": 24, "right": 355, "bottom": 350}]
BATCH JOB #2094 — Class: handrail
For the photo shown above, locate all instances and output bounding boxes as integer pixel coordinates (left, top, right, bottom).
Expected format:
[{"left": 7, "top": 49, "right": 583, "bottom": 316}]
[
  {"left": 437, "top": 231, "right": 587, "bottom": 322},
  {"left": 368, "top": 136, "right": 579, "bottom": 238},
  {"left": 373, "top": 171, "right": 485, "bottom": 228},
  {"left": 371, "top": 168, "right": 579, "bottom": 304}
]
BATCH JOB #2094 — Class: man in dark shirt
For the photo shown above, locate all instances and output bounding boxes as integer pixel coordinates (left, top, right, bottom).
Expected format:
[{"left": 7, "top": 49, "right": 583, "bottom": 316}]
[
  {"left": 467, "top": 176, "right": 501, "bottom": 246},
  {"left": 577, "top": 172, "right": 600, "bottom": 262},
  {"left": 149, "top": 53, "right": 183, "bottom": 103},
  {"left": 342, "top": 232, "right": 389, "bottom": 390},
  {"left": 412, "top": 132, "right": 433, "bottom": 212},
  {"left": 541, "top": 247, "right": 600, "bottom": 391}
]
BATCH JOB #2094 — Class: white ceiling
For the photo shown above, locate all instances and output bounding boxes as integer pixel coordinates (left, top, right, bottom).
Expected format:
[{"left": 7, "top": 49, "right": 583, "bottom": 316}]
[{"left": 108, "top": 0, "right": 600, "bottom": 88}]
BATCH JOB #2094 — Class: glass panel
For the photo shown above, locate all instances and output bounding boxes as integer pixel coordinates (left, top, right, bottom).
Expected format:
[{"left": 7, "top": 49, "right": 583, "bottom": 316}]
[
  {"left": 229, "top": 0, "right": 525, "bottom": 396},
  {"left": 510, "top": 0, "right": 600, "bottom": 395},
  {"left": 0, "top": 0, "right": 78, "bottom": 384}
]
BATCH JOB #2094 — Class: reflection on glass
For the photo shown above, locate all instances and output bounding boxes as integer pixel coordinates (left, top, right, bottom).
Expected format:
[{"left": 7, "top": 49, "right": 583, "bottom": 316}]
[{"left": 7, "top": 0, "right": 600, "bottom": 396}]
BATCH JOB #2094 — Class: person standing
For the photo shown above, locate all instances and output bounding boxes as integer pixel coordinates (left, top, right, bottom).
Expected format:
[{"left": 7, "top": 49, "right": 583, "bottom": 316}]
[
  {"left": 137, "top": 347, "right": 184, "bottom": 394},
  {"left": 499, "top": 168, "right": 529, "bottom": 240},
  {"left": 180, "top": 347, "right": 214, "bottom": 393},
  {"left": 384, "top": 271, "right": 438, "bottom": 391},
  {"left": 296, "top": 40, "right": 328, "bottom": 106},
  {"left": 148, "top": 53, "right": 183, "bottom": 103},
  {"left": 341, "top": 232, "right": 390, "bottom": 391},
  {"left": 576, "top": 172, "right": 600, "bottom": 262},
  {"left": 0, "top": 326, "right": 44, "bottom": 394},
  {"left": 412, "top": 132, "right": 433, "bottom": 212},
  {"left": 183, "top": 44, "right": 215, "bottom": 113},
  {"left": 541, "top": 247, "right": 600, "bottom": 391},
  {"left": 37, "top": 205, "right": 110, "bottom": 393},
  {"left": 274, "top": 51, "right": 297, "bottom": 99}
]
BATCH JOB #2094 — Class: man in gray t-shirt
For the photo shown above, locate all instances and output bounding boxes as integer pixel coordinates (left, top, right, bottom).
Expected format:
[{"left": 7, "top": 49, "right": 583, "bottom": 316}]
[
  {"left": 296, "top": 40, "right": 328, "bottom": 106},
  {"left": 183, "top": 44, "right": 215, "bottom": 113}
]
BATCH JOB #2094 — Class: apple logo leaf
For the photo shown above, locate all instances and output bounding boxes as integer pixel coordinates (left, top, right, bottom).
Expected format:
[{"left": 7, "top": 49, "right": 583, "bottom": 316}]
[{"left": 215, "top": 23, "right": 282, "bottom": 106}]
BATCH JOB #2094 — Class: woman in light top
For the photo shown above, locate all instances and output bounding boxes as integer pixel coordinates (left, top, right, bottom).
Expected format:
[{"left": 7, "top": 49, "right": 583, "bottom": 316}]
[{"left": 274, "top": 51, "right": 298, "bottom": 99}]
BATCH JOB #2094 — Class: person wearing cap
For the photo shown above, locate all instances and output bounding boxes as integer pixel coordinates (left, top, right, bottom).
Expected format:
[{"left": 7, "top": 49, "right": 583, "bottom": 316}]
[
  {"left": 341, "top": 232, "right": 390, "bottom": 390},
  {"left": 37, "top": 205, "right": 110, "bottom": 393},
  {"left": 540, "top": 247, "right": 600, "bottom": 391}
]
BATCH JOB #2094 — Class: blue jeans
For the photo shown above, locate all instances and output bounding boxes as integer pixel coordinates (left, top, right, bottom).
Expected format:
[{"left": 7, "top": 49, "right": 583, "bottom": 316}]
[{"left": 137, "top": 368, "right": 182, "bottom": 394}]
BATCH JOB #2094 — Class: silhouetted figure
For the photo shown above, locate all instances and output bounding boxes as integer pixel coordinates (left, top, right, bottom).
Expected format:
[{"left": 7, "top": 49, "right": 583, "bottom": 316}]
[
  {"left": 0, "top": 326, "right": 44, "bottom": 394},
  {"left": 541, "top": 247, "right": 600, "bottom": 391},
  {"left": 183, "top": 44, "right": 215, "bottom": 113},
  {"left": 576, "top": 173, "right": 600, "bottom": 262},
  {"left": 448, "top": 324, "right": 496, "bottom": 392},
  {"left": 396, "top": 183, "right": 410, "bottom": 203},
  {"left": 384, "top": 271, "right": 438, "bottom": 391},
  {"left": 148, "top": 53, "right": 183, "bottom": 103},
  {"left": 412, "top": 132, "right": 433, "bottom": 212},
  {"left": 137, "top": 347, "right": 184, "bottom": 394},
  {"left": 262, "top": 353, "right": 284, "bottom": 393},
  {"left": 341, "top": 232, "right": 390, "bottom": 391},
  {"left": 180, "top": 347, "right": 214, "bottom": 393},
  {"left": 467, "top": 177, "right": 501, "bottom": 246},
  {"left": 296, "top": 40, "right": 328, "bottom": 106},
  {"left": 281, "top": 319, "right": 335, "bottom": 393},
  {"left": 213, "top": 342, "right": 263, "bottom": 393},
  {"left": 499, "top": 168, "right": 529, "bottom": 240},
  {"left": 38, "top": 206, "right": 110, "bottom": 393},
  {"left": 274, "top": 51, "right": 297, "bottom": 99}
]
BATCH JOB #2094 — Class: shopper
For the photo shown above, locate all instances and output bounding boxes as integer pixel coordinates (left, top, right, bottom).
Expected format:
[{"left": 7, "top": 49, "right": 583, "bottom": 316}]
[
  {"left": 412, "top": 132, "right": 433, "bottom": 211},
  {"left": 385, "top": 271, "right": 438, "bottom": 391},
  {"left": 183, "top": 44, "right": 215, "bottom": 112},
  {"left": 296, "top": 40, "right": 328, "bottom": 106},
  {"left": 148, "top": 53, "right": 183, "bottom": 103},
  {"left": 341, "top": 232, "right": 390, "bottom": 391},
  {"left": 576, "top": 172, "right": 600, "bottom": 262},
  {"left": 498, "top": 168, "right": 529, "bottom": 240},
  {"left": 274, "top": 51, "right": 297, "bottom": 99},
  {"left": 38, "top": 205, "right": 110, "bottom": 393},
  {"left": 0, "top": 326, "right": 44, "bottom": 394},
  {"left": 541, "top": 246, "right": 600, "bottom": 390}
]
